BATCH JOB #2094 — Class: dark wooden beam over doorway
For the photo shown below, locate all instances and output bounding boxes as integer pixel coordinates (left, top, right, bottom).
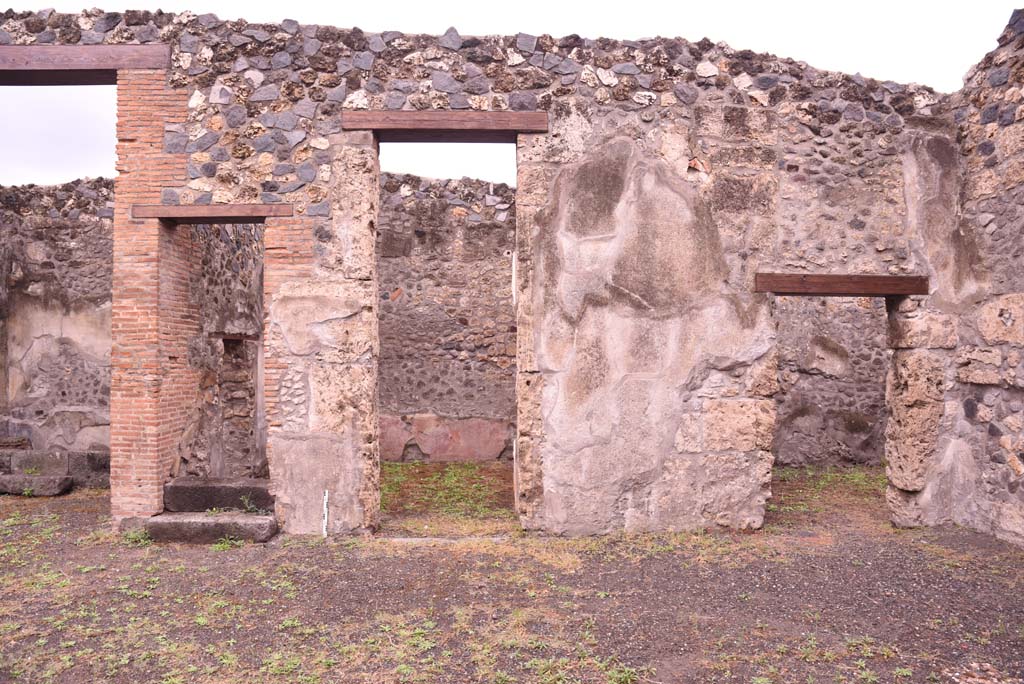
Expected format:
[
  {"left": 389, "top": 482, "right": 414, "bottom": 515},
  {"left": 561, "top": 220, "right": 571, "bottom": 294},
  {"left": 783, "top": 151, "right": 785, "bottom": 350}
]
[
  {"left": 754, "top": 273, "right": 930, "bottom": 297},
  {"left": 0, "top": 44, "right": 171, "bottom": 85},
  {"left": 131, "top": 203, "right": 294, "bottom": 225},
  {"left": 340, "top": 110, "right": 549, "bottom": 143}
]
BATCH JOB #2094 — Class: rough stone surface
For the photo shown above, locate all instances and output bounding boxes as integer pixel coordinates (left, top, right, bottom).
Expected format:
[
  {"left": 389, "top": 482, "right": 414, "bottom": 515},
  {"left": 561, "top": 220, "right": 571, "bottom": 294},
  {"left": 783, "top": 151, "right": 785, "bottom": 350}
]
[
  {"left": 524, "top": 136, "right": 777, "bottom": 534},
  {"left": 0, "top": 179, "right": 113, "bottom": 454},
  {"left": 774, "top": 297, "right": 889, "bottom": 465},
  {"left": 1, "top": 180, "right": 265, "bottom": 491},
  {"left": 136, "top": 511, "right": 278, "bottom": 543},
  {"left": 0, "top": 474, "right": 73, "bottom": 496},
  {"left": 880, "top": 13, "right": 1024, "bottom": 546},
  {"left": 7, "top": 8, "right": 1024, "bottom": 542},
  {"left": 885, "top": 350, "right": 946, "bottom": 492},
  {"left": 163, "top": 476, "right": 275, "bottom": 512},
  {"left": 175, "top": 224, "right": 265, "bottom": 480},
  {"left": 377, "top": 173, "right": 515, "bottom": 462}
]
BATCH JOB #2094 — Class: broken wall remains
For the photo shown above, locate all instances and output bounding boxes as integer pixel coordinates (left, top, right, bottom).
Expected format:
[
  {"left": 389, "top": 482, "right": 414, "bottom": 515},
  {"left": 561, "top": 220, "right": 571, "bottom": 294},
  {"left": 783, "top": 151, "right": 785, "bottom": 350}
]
[
  {"left": 5, "top": 8, "right": 1023, "bottom": 541},
  {"left": 773, "top": 296, "right": 889, "bottom": 466},
  {"left": 0, "top": 179, "right": 114, "bottom": 459},
  {"left": 175, "top": 223, "right": 266, "bottom": 479}
]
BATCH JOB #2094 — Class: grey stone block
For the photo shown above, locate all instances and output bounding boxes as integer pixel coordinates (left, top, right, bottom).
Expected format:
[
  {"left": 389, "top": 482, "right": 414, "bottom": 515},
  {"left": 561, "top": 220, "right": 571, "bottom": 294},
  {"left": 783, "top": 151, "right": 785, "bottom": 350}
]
[
  {"left": 163, "top": 477, "right": 275, "bottom": 512},
  {"left": 0, "top": 475, "right": 72, "bottom": 497},
  {"left": 12, "top": 451, "right": 69, "bottom": 476},
  {"left": 68, "top": 452, "right": 110, "bottom": 488},
  {"left": 139, "top": 512, "right": 278, "bottom": 544}
]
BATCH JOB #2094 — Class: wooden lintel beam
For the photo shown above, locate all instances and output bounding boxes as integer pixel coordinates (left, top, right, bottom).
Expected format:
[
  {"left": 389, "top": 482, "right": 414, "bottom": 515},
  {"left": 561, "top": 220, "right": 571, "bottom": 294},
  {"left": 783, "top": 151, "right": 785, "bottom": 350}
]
[
  {"left": 754, "top": 273, "right": 929, "bottom": 297},
  {"left": 0, "top": 45, "right": 171, "bottom": 85},
  {"left": 131, "top": 203, "right": 294, "bottom": 225},
  {"left": 341, "top": 110, "right": 549, "bottom": 142}
]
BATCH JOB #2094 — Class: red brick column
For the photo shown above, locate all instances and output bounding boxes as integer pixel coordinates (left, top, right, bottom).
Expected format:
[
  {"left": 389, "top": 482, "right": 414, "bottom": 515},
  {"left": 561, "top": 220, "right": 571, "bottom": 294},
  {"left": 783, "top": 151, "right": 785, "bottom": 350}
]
[{"left": 109, "top": 69, "right": 188, "bottom": 520}]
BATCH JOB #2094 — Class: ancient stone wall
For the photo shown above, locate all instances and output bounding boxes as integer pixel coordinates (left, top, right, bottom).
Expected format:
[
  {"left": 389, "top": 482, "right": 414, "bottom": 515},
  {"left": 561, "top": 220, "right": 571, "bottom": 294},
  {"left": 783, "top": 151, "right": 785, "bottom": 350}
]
[
  {"left": 0, "top": 179, "right": 114, "bottom": 454},
  {"left": 376, "top": 172, "right": 515, "bottom": 462},
  {"left": 773, "top": 296, "right": 889, "bottom": 466},
  {"left": 0, "top": 7, "right": 943, "bottom": 534},
  {"left": 884, "top": 11, "right": 1024, "bottom": 546},
  {"left": 7, "top": 8, "right": 1024, "bottom": 540}
]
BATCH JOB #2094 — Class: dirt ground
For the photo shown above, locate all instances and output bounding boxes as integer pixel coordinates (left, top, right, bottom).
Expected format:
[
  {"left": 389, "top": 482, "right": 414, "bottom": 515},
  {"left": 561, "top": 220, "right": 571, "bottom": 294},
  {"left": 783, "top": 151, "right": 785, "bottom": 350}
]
[{"left": 1, "top": 465, "right": 1023, "bottom": 684}]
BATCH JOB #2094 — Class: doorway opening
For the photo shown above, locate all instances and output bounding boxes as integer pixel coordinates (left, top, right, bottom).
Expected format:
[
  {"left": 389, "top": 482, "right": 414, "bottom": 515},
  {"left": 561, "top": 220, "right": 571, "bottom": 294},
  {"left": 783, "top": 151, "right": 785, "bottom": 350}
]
[
  {"left": 0, "top": 84, "right": 117, "bottom": 493},
  {"left": 375, "top": 142, "right": 518, "bottom": 536},
  {"left": 160, "top": 221, "right": 273, "bottom": 521},
  {"left": 768, "top": 295, "right": 890, "bottom": 526}
]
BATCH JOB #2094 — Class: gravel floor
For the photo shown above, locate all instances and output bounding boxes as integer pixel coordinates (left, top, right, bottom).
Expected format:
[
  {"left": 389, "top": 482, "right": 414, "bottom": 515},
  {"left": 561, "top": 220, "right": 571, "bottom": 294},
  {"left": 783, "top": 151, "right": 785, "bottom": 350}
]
[{"left": 0, "top": 465, "right": 1022, "bottom": 683}]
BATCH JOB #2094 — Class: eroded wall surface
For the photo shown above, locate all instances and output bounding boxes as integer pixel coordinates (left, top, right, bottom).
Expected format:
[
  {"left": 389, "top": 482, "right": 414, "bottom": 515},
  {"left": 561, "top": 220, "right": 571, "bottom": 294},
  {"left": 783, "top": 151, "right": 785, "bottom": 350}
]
[
  {"left": 5, "top": 8, "right": 1023, "bottom": 538},
  {"left": 377, "top": 173, "right": 515, "bottom": 462},
  {"left": 0, "top": 179, "right": 114, "bottom": 453},
  {"left": 0, "top": 7, "right": 944, "bottom": 534},
  {"left": 0, "top": 179, "right": 266, "bottom": 486},
  {"left": 513, "top": 46, "right": 951, "bottom": 533},
  {"left": 885, "top": 13, "right": 1024, "bottom": 546},
  {"left": 773, "top": 296, "right": 889, "bottom": 466}
]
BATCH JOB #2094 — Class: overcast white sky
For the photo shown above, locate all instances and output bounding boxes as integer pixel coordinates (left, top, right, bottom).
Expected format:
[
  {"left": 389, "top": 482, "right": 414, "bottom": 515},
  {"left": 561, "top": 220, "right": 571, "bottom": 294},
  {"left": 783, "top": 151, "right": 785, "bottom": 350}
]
[{"left": 0, "top": 1, "right": 1017, "bottom": 186}]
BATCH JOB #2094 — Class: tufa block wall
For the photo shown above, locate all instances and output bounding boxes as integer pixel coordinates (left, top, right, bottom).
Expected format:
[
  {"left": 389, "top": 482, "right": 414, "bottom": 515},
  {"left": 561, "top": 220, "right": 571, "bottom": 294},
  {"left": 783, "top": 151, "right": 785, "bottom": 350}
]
[{"left": 884, "top": 12, "right": 1024, "bottom": 546}]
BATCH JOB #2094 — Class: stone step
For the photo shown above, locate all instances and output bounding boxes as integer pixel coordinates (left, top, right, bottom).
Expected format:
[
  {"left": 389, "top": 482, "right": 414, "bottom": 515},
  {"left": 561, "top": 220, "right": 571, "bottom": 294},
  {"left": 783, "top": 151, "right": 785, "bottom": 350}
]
[
  {"left": 140, "top": 512, "right": 278, "bottom": 544},
  {"left": 0, "top": 474, "right": 73, "bottom": 497},
  {"left": 163, "top": 477, "right": 275, "bottom": 513}
]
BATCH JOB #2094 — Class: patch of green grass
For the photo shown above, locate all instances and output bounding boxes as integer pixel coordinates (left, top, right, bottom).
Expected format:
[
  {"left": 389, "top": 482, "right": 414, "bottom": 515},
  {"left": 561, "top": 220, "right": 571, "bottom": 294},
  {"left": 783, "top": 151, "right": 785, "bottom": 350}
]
[
  {"left": 121, "top": 529, "right": 153, "bottom": 548},
  {"left": 279, "top": 617, "right": 302, "bottom": 630},
  {"left": 262, "top": 652, "right": 302, "bottom": 676},
  {"left": 605, "top": 664, "right": 645, "bottom": 683},
  {"left": 239, "top": 494, "right": 270, "bottom": 515},
  {"left": 774, "top": 466, "right": 886, "bottom": 497},
  {"left": 211, "top": 536, "right": 245, "bottom": 551},
  {"left": 380, "top": 462, "right": 412, "bottom": 513},
  {"left": 525, "top": 656, "right": 574, "bottom": 684},
  {"left": 380, "top": 462, "right": 512, "bottom": 518}
]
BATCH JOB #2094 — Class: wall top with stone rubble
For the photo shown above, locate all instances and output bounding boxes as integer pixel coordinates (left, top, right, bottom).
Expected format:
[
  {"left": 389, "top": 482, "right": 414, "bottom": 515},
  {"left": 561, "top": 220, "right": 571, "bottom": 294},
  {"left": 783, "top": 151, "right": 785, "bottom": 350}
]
[
  {"left": 0, "top": 178, "right": 115, "bottom": 222},
  {"left": 1, "top": 8, "right": 942, "bottom": 117}
]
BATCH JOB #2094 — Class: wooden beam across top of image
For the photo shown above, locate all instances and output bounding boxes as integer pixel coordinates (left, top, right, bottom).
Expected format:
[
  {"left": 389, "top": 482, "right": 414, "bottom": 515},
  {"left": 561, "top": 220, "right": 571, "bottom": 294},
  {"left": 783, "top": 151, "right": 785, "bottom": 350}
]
[
  {"left": 754, "top": 273, "right": 930, "bottom": 297},
  {"left": 0, "top": 45, "right": 171, "bottom": 85},
  {"left": 340, "top": 110, "right": 550, "bottom": 142},
  {"left": 131, "top": 204, "right": 294, "bottom": 225}
]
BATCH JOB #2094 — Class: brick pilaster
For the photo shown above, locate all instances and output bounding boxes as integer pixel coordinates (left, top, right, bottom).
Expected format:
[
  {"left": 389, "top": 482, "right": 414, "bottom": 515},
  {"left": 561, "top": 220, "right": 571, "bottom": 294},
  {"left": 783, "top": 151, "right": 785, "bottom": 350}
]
[{"left": 109, "top": 69, "right": 189, "bottom": 520}]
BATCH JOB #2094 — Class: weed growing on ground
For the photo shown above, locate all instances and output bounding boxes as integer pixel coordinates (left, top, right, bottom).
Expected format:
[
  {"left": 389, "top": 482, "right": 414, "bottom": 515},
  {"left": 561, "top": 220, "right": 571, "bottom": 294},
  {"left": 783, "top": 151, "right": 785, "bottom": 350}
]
[
  {"left": 121, "top": 529, "right": 152, "bottom": 548},
  {"left": 212, "top": 536, "right": 245, "bottom": 551}
]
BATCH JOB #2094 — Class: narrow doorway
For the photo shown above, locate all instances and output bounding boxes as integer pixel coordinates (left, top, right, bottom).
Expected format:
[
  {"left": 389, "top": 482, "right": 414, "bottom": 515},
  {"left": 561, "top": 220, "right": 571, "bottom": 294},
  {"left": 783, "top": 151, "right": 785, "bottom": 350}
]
[
  {"left": 0, "top": 84, "right": 117, "bottom": 493},
  {"left": 375, "top": 142, "right": 518, "bottom": 537},
  {"left": 768, "top": 295, "right": 890, "bottom": 526}
]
